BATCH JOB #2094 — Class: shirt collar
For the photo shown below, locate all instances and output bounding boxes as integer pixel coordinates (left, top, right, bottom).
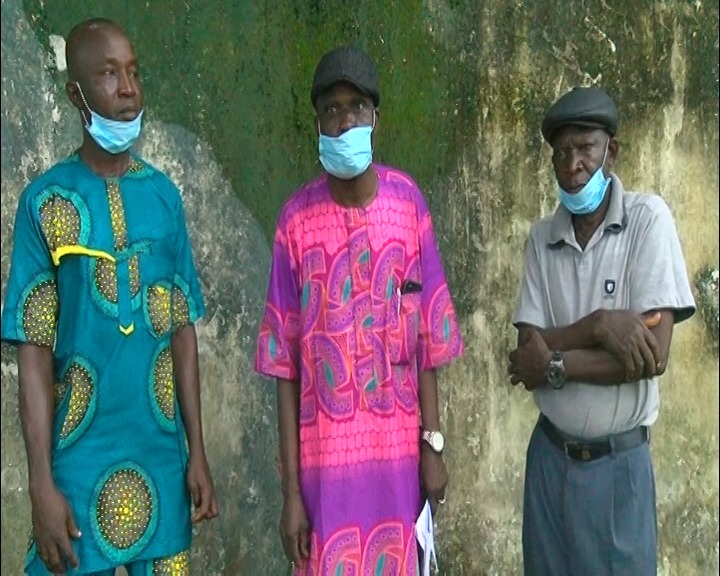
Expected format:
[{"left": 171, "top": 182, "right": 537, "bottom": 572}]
[{"left": 548, "top": 172, "right": 627, "bottom": 245}]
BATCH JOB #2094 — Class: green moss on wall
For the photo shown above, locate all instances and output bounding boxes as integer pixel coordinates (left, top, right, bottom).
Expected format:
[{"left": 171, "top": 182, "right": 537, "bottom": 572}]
[
  {"left": 22, "top": 0, "right": 717, "bottom": 317},
  {"left": 21, "top": 0, "right": 479, "bottom": 244}
]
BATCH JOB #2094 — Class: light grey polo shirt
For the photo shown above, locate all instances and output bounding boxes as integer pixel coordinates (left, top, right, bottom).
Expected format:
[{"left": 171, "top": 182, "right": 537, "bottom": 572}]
[{"left": 513, "top": 173, "right": 696, "bottom": 438}]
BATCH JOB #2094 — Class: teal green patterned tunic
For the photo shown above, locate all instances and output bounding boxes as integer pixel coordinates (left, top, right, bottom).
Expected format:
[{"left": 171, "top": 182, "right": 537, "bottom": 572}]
[{"left": 1, "top": 153, "right": 204, "bottom": 574}]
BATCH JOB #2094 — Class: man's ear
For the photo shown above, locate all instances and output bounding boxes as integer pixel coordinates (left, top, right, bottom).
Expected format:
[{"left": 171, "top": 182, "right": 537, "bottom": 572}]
[
  {"left": 373, "top": 108, "right": 380, "bottom": 131},
  {"left": 66, "top": 81, "right": 83, "bottom": 111},
  {"left": 607, "top": 135, "right": 619, "bottom": 166}
]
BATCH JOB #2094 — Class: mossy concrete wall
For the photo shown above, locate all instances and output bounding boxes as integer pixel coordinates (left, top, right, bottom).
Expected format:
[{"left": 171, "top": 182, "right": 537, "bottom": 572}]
[{"left": 2, "top": 0, "right": 717, "bottom": 574}]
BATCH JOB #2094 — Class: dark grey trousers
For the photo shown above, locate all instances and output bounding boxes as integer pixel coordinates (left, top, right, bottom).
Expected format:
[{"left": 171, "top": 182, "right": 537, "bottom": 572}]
[{"left": 522, "top": 418, "right": 657, "bottom": 576}]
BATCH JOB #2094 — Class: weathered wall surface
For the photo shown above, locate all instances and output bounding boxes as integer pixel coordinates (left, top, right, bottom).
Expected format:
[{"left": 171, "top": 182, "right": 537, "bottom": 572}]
[{"left": 2, "top": 0, "right": 717, "bottom": 574}]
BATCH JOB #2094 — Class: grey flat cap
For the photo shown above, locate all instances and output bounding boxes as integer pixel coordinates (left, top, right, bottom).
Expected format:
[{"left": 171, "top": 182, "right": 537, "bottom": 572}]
[
  {"left": 311, "top": 45, "right": 380, "bottom": 107},
  {"left": 541, "top": 86, "right": 619, "bottom": 143}
]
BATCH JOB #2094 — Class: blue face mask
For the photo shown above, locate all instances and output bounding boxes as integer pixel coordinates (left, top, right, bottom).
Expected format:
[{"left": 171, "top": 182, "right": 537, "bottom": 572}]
[
  {"left": 75, "top": 83, "right": 143, "bottom": 154},
  {"left": 318, "top": 125, "right": 373, "bottom": 180},
  {"left": 557, "top": 140, "right": 611, "bottom": 215}
]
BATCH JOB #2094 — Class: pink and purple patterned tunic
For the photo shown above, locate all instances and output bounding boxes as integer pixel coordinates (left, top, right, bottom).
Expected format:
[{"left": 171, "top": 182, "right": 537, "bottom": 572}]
[{"left": 255, "top": 164, "right": 463, "bottom": 575}]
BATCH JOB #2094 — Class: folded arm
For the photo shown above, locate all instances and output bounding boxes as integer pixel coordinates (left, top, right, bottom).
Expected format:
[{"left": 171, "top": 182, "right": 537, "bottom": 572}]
[{"left": 511, "top": 308, "right": 675, "bottom": 389}]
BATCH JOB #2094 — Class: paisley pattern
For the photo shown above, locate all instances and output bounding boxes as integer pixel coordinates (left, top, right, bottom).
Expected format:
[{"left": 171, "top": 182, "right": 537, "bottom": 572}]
[
  {"left": 319, "top": 527, "right": 362, "bottom": 575},
  {"left": 256, "top": 165, "right": 463, "bottom": 575},
  {"left": 313, "top": 333, "right": 353, "bottom": 418},
  {"left": 361, "top": 523, "right": 405, "bottom": 575},
  {"left": 422, "top": 285, "right": 464, "bottom": 370}
]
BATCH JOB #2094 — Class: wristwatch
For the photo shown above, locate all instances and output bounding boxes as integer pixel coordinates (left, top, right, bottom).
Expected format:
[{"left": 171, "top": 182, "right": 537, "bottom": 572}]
[
  {"left": 421, "top": 429, "right": 445, "bottom": 453},
  {"left": 546, "top": 351, "right": 566, "bottom": 390}
]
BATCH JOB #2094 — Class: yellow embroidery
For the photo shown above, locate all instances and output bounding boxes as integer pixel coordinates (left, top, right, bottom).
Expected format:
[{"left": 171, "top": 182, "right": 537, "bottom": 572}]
[
  {"left": 118, "top": 323, "right": 135, "bottom": 336},
  {"left": 95, "top": 468, "right": 153, "bottom": 549},
  {"left": 51, "top": 245, "right": 115, "bottom": 267}
]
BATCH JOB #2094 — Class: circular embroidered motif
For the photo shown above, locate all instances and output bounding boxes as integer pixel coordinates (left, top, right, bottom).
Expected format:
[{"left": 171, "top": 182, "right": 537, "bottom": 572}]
[
  {"left": 91, "top": 462, "right": 158, "bottom": 564},
  {"left": 149, "top": 549, "right": 191, "bottom": 575}
]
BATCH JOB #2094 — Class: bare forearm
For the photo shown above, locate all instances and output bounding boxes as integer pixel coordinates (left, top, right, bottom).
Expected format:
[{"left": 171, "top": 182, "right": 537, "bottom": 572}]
[
  {"left": 276, "top": 378, "right": 301, "bottom": 498},
  {"left": 418, "top": 369, "right": 440, "bottom": 431},
  {"left": 526, "top": 309, "right": 669, "bottom": 385},
  {"left": 171, "top": 325, "right": 206, "bottom": 457},
  {"left": 563, "top": 348, "right": 629, "bottom": 385},
  {"left": 533, "top": 311, "right": 599, "bottom": 351},
  {"left": 17, "top": 344, "right": 56, "bottom": 492}
]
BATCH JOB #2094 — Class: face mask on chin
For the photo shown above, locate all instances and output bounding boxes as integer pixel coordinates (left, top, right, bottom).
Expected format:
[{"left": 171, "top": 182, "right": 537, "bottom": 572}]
[
  {"left": 557, "top": 139, "right": 611, "bottom": 215},
  {"left": 75, "top": 82, "right": 143, "bottom": 154},
  {"left": 318, "top": 115, "right": 375, "bottom": 180}
]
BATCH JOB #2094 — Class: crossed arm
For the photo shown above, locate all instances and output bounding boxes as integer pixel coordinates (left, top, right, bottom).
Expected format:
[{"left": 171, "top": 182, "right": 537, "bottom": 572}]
[{"left": 508, "top": 308, "right": 676, "bottom": 390}]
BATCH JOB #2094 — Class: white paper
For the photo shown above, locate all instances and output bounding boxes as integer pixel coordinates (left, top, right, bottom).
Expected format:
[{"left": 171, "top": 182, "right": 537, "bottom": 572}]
[{"left": 414, "top": 499, "right": 437, "bottom": 576}]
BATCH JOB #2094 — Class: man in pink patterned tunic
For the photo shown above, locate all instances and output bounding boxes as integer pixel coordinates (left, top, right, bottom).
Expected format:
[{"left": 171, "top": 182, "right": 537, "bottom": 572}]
[{"left": 255, "top": 45, "right": 464, "bottom": 575}]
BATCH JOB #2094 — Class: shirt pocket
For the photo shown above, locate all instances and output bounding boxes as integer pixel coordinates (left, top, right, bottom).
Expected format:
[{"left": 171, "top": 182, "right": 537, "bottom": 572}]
[
  {"left": 141, "top": 252, "right": 174, "bottom": 285},
  {"left": 385, "top": 289, "right": 421, "bottom": 365},
  {"left": 136, "top": 225, "right": 175, "bottom": 285}
]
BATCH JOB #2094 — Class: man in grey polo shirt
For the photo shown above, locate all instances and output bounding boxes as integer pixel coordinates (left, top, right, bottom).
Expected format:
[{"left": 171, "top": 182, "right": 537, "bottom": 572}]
[{"left": 508, "top": 86, "right": 696, "bottom": 576}]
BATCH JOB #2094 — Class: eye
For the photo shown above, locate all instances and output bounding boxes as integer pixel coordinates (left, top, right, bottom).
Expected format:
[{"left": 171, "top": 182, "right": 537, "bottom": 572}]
[{"left": 552, "top": 149, "right": 567, "bottom": 161}]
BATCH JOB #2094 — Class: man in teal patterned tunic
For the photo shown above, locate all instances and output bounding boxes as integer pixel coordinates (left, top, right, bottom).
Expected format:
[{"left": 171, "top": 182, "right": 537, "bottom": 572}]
[{"left": 1, "top": 18, "right": 218, "bottom": 575}]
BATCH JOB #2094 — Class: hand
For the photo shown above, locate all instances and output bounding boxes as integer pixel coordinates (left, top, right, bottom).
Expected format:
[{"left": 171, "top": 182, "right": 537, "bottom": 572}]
[
  {"left": 30, "top": 483, "right": 81, "bottom": 573},
  {"left": 594, "top": 310, "right": 661, "bottom": 381},
  {"left": 508, "top": 327, "right": 553, "bottom": 391},
  {"left": 279, "top": 491, "right": 310, "bottom": 567},
  {"left": 187, "top": 453, "right": 219, "bottom": 523},
  {"left": 420, "top": 444, "right": 449, "bottom": 516}
]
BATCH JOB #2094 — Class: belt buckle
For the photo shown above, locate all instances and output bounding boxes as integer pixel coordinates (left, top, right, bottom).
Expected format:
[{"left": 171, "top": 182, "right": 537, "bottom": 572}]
[{"left": 564, "top": 442, "right": 592, "bottom": 461}]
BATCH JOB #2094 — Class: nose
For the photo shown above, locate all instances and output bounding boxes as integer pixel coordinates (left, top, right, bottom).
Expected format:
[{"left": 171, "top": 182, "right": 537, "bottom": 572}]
[
  {"left": 562, "top": 149, "right": 585, "bottom": 174},
  {"left": 337, "top": 108, "right": 358, "bottom": 133},
  {"left": 117, "top": 70, "right": 137, "bottom": 97}
]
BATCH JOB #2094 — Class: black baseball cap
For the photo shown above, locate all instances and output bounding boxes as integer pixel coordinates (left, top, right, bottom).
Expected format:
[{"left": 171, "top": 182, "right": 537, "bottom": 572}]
[
  {"left": 311, "top": 45, "right": 380, "bottom": 107},
  {"left": 541, "top": 86, "right": 619, "bottom": 144}
]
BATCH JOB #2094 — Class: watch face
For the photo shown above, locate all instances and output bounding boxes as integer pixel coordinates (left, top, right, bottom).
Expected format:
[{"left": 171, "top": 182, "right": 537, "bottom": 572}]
[
  {"left": 547, "top": 351, "right": 566, "bottom": 390},
  {"left": 548, "top": 365, "right": 564, "bottom": 389},
  {"left": 432, "top": 432, "right": 445, "bottom": 452}
]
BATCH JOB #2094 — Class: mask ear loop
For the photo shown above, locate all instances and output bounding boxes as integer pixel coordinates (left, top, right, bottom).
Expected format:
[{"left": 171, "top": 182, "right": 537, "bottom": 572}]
[
  {"left": 372, "top": 108, "right": 376, "bottom": 129},
  {"left": 74, "top": 82, "right": 92, "bottom": 126},
  {"left": 600, "top": 137, "right": 610, "bottom": 170}
]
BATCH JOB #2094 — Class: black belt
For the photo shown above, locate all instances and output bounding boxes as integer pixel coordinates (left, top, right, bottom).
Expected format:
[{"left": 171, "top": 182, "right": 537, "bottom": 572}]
[{"left": 539, "top": 414, "right": 649, "bottom": 462}]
